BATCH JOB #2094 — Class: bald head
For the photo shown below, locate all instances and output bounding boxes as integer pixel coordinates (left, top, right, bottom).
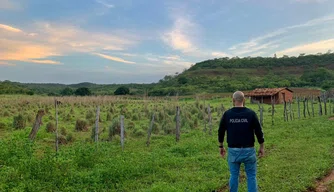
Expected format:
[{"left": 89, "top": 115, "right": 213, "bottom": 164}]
[{"left": 233, "top": 91, "right": 245, "bottom": 106}]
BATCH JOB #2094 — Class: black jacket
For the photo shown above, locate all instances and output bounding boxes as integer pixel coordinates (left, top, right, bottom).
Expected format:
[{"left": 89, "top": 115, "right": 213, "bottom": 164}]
[{"left": 218, "top": 107, "right": 264, "bottom": 148}]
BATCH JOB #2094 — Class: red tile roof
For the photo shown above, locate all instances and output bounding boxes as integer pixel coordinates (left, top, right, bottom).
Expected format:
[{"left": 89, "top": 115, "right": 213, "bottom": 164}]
[{"left": 246, "top": 88, "right": 293, "bottom": 97}]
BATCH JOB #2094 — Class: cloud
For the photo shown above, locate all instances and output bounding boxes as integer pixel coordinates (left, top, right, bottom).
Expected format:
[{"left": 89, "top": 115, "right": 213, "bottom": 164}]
[
  {"left": 292, "top": 0, "right": 328, "bottom": 3},
  {"left": 162, "top": 16, "right": 199, "bottom": 54},
  {"left": 211, "top": 52, "right": 232, "bottom": 58},
  {"left": 0, "top": 0, "right": 21, "bottom": 10},
  {"left": 229, "top": 14, "right": 334, "bottom": 57},
  {"left": 93, "top": 53, "right": 135, "bottom": 64},
  {"left": 276, "top": 39, "right": 334, "bottom": 57},
  {"left": 95, "top": 0, "right": 114, "bottom": 8},
  {"left": 0, "top": 24, "right": 22, "bottom": 32},
  {"left": 0, "top": 22, "right": 138, "bottom": 65},
  {"left": 0, "top": 61, "right": 16, "bottom": 66},
  {"left": 28, "top": 60, "right": 62, "bottom": 65}
]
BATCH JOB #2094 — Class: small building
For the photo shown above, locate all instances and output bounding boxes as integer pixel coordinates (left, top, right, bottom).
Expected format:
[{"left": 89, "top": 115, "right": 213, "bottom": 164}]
[{"left": 246, "top": 88, "right": 293, "bottom": 104}]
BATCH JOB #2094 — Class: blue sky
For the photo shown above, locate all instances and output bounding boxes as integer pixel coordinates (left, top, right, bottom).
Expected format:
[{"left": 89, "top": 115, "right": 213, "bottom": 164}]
[{"left": 0, "top": 0, "right": 334, "bottom": 84}]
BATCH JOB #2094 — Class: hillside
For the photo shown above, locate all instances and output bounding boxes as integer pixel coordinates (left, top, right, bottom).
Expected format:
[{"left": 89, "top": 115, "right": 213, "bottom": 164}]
[
  {"left": 1, "top": 53, "right": 334, "bottom": 96},
  {"left": 150, "top": 54, "right": 334, "bottom": 96}
]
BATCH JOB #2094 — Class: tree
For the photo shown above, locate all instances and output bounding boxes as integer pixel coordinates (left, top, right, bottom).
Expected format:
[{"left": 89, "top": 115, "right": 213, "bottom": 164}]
[
  {"left": 61, "top": 87, "right": 74, "bottom": 96},
  {"left": 178, "top": 77, "right": 188, "bottom": 85},
  {"left": 114, "top": 86, "right": 130, "bottom": 95},
  {"left": 75, "top": 87, "right": 92, "bottom": 96}
]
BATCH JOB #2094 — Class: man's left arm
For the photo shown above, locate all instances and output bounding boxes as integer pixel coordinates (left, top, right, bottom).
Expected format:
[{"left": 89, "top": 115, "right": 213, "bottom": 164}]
[{"left": 252, "top": 112, "right": 265, "bottom": 157}]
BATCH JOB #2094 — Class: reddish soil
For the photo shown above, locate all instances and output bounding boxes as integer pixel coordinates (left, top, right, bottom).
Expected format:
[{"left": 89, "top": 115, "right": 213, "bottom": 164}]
[{"left": 307, "top": 170, "right": 334, "bottom": 192}]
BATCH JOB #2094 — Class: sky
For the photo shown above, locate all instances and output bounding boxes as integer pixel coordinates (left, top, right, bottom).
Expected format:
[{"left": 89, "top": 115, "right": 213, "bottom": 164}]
[{"left": 1, "top": 0, "right": 334, "bottom": 84}]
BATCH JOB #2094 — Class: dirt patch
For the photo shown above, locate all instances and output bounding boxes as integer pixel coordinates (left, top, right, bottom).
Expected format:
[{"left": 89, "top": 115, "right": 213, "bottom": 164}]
[
  {"left": 307, "top": 170, "right": 334, "bottom": 192},
  {"left": 328, "top": 117, "right": 334, "bottom": 121}
]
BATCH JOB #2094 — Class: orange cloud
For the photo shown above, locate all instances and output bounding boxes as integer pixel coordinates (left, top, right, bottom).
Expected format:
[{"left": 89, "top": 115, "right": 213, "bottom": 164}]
[
  {"left": 277, "top": 39, "right": 334, "bottom": 56},
  {"left": 0, "top": 24, "right": 22, "bottom": 32},
  {"left": 0, "top": 22, "right": 138, "bottom": 65},
  {"left": 93, "top": 53, "right": 135, "bottom": 64}
]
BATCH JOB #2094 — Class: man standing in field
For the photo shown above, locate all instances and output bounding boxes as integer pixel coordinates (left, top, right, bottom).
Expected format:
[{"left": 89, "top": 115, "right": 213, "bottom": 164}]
[{"left": 218, "top": 91, "right": 264, "bottom": 192}]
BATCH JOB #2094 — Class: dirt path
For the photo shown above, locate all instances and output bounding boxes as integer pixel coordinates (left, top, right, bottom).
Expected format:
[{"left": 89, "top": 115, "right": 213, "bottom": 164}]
[{"left": 308, "top": 170, "right": 334, "bottom": 192}]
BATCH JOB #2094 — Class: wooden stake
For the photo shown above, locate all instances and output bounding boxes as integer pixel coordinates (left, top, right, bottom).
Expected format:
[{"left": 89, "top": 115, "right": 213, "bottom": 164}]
[
  {"left": 94, "top": 106, "right": 100, "bottom": 142},
  {"left": 55, "top": 99, "right": 59, "bottom": 153},
  {"left": 120, "top": 115, "right": 124, "bottom": 150},
  {"left": 271, "top": 97, "right": 275, "bottom": 125},
  {"left": 146, "top": 113, "right": 155, "bottom": 147},
  {"left": 176, "top": 106, "right": 180, "bottom": 142},
  {"left": 208, "top": 104, "right": 212, "bottom": 135},
  {"left": 29, "top": 109, "right": 45, "bottom": 140},
  {"left": 311, "top": 96, "right": 315, "bottom": 117},
  {"left": 306, "top": 98, "right": 310, "bottom": 117},
  {"left": 303, "top": 98, "right": 306, "bottom": 118},
  {"left": 297, "top": 97, "right": 301, "bottom": 119},
  {"left": 318, "top": 96, "right": 323, "bottom": 116}
]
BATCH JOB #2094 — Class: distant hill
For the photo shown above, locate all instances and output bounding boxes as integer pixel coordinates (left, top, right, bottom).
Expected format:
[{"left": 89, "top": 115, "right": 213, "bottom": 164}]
[
  {"left": 149, "top": 53, "right": 334, "bottom": 96},
  {"left": 1, "top": 53, "right": 333, "bottom": 96}
]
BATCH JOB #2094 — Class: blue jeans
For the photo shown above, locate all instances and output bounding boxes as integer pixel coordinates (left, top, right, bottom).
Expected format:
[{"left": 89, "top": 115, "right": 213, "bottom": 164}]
[{"left": 228, "top": 147, "right": 257, "bottom": 192}]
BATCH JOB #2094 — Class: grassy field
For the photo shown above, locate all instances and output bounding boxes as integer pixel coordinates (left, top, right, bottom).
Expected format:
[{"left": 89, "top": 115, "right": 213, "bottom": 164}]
[{"left": 0, "top": 95, "right": 333, "bottom": 191}]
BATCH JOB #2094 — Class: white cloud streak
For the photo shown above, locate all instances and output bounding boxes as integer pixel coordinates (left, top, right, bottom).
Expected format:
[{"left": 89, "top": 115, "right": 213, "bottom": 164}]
[
  {"left": 229, "top": 14, "right": 334, "bottom": 57},
  {"left": 93, "top": 53, "right": 135, "bottom": 64},
  {"left": 95, "top": 0, "right": 114, "bottom": 8},
  {"left": 276, "top": 39, "right": 334, "bottom": 57},
  {"left": 0, "top": 24, "right": 22, "bottom": 32}
]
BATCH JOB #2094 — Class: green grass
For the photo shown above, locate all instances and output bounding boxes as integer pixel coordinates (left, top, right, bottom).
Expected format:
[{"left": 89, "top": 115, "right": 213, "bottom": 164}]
[{"left": 0, "top": 96, "right": 333, "bottom": 191}]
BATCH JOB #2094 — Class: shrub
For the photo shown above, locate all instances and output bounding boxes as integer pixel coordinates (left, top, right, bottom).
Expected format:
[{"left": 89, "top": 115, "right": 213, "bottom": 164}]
[
  {"left": 152, "top": 122, "right": 160, "bottom": 134},
  {"left": 66, "top": 133, "right": 75, "bottom": 143},
  {"left": 13, "top": 114, "right": 26, "bottom": 129},
  {"left": 3, "top": 111, "right": 10, "bottom": 117},
  {"left": 106, "top": 112, "right": 112, "bottom": 121},
  {"left": 132, "top": 127, "right": 145, "bottom": 137},
  {"left": 128, "top": 121, "right": 135, "bottom": 130},
  {"left": 132, "top": 114, "right": 139, "bottom": 121},
  {"left": 191, "top": 107, "right": 199, "bottom": 115},
  {"left": 0, "top": 122, "right": 6, "bottom": 129},
  {"left": 75, "top": 119, "right": 89, "bottom": 132},
  {"left": 60, "top": 127, "right": 67, "bottom": 136},
  {"left": 86, "top": 110, "right": 94, "bottom": 119},
  {"left": 108, "top": 118, "right": 121, "bottom": 141},
  {"left": 46, "top": 122, "right": 56, "bottom": 133},
  {"left": 58, "top": 135, "right": 67, "bottom": 145}
]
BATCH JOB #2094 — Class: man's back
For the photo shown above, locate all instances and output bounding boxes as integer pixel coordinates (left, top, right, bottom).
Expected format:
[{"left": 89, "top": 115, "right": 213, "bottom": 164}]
[{"left": 219, "top": 107, "right": 264, "bottom": 148}]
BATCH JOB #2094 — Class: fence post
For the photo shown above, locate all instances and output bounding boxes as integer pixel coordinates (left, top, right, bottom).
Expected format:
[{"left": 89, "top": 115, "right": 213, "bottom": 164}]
[
  {"left": 311, "top": 96, "right": 315, "bottom": 117},
  {"left": 203, "top": 100, "right": 207, "bottom": 132},
  {"left": 55, "top": 99, "right": 59, "bottom": 153},
  {"left": 176, "top": 106, "right": 180, "bottom": 142},
  {"left": 318, "top": 96, "right": 323, "bottom": 116},
  {"left": 306, "top": 98, "right": 310, "bottom": 117},
  {"left": 324, "top": 95, "right": 327, "bottom": 115},
  {"left": 303, "top": 97, "right": 306, "bottom": 118},
  {"left": 120, "top": 115, "right": 124, "bottom": 150},
  {"left": 208, "top": 104, "right": 212, "bottom": 135},
  {"left": 271, "top": 97, "right": 275, "bottom": 125},
  {"left": 94, "top": 106, "right": 100, "bottom": 142},
  {"left": 258, "top": 103, "right": 263, "bottom": 127},
  {"left": 297, "top": 97, "right": 301, "bottom": 119},
  {"left": 29, "top": 109, "right": 45, "bottom": 140},
  {"left": 289, "top": 100, "right": 293, "bottom": 121},
  {"left": 146, "top": 113, "right": 155, "bottom": 147}
]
